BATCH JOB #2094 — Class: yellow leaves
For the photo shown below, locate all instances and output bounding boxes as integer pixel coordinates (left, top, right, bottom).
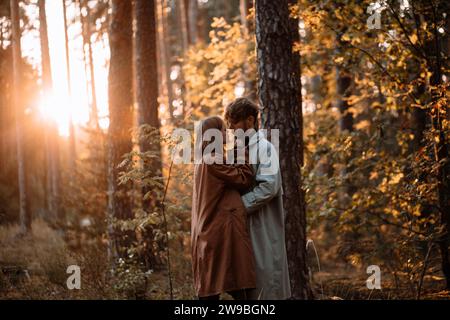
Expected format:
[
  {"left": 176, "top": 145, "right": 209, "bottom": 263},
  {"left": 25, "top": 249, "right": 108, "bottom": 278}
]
[
  {"left": 333, "top": 56, "right": 344, "bottom": 64},
  {"left": 378, "top": 172, "right": 403, "bottom": 193},
  {"left": 378, "top": 178, "right": 388, "bottom": 193},
  {"left": 434, "top": 134, "right": 440, "bottom": 144},
  {"left": 210, "top": 17, "right": 228, "bottom": 29},
  {"left": 341, "top": 33, "right": 351, "bottom": 42},
  {"left": 410, "top": 33, "right": 418, "bottom": 45},
  {"left": 348, "top": 254, "right": 362, "bottom": 267},
  {"left": 389, "top": 172, "right": 404, "bottom": 185},
  {"left": 384, "top": 207, "right": 401, "bottom": 218},
  {"left": 355, "top": 120, "right": 370, "bottom": 131}
]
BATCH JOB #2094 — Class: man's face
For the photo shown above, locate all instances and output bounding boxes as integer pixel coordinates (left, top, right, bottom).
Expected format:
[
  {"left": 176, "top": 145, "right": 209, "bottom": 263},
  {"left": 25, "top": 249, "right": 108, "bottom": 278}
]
[
  {"left": 227, "top": 116, "right": 255, "bottom": 132},
  {"left": 227, "top": 116, "right": 256, "bottom": 148}
]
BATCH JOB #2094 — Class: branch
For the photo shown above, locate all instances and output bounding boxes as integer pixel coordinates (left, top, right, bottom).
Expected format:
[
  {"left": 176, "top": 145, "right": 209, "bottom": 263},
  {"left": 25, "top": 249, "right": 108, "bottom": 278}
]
[{"left": 386, "top": 0, "right": 429, "bottom": 62}]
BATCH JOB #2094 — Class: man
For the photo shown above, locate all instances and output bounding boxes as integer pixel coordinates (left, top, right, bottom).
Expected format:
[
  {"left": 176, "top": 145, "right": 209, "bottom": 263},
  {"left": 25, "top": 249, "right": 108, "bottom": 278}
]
[{"left": 225, "top": 97, "right": 291, "bottom": 300}]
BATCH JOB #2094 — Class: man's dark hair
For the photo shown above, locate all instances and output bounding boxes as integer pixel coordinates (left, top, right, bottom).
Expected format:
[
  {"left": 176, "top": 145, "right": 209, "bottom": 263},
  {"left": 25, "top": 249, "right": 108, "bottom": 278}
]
[{"left": 224, "top": 97, "right": 259, "bottom": 127}]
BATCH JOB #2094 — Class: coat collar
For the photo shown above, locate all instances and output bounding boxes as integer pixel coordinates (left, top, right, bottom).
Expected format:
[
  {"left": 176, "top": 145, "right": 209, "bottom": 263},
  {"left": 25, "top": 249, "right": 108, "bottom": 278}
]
[{"left": 248, "top": 130, "right": 266, "bottom": 147}]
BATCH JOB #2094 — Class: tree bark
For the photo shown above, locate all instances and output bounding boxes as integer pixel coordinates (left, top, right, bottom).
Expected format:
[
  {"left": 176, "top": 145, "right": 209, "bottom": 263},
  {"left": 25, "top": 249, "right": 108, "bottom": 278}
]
[
  {"left": 158, "top": 0, "right": 174, "bottom": 122},
  {"left": 240, "top": 0, "right": 253, "bottom": 35},
  {"left": 108, "top": 0, "right": 134, "bottom": 264},
  {"left": 62, "top": 0, "right": 77, "bottom": 174},
  {"left": 255, "top": 0, "right": 313, "bottom": 299},
  {"left": 240, "top": 0, "right": 256, "bottom": 101},
  {"left": 11, "top": 0, "right": 32, "bottom": 233},
  {"left": 178, "top": 0, "right": 189, "bottom": 52},
  {"left": 135, "top": 0, "right": 163, "bottom": 269},
  {"left": 187, "top": 0, "right": 198, "bottom": 45},
  {"left": 427, "top": 3, "right": 450, "bottom": 290},
  {"left": 39, "top": 0, "right": 62, "bottom": 223},
  {"left": 77, "top": 0, "right": 99, "bottom": 129},
  {"left": 336, "top": 70, "right": 353, "bottom": 133}
]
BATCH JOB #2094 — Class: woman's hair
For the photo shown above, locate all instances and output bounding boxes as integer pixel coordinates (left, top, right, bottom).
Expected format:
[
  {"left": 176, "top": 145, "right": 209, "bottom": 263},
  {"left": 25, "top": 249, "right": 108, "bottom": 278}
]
[
  {"left": 201, "top": 116, "right": 224, "bottom": 133},
  {"left": 200, "top": 116, "right": 224, "bottom": 152}
]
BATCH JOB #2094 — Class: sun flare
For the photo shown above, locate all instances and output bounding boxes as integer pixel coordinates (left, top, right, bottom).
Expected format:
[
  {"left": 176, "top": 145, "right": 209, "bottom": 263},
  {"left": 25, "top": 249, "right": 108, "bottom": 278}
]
[
  {"left": 37, "top": 92, "right": 91, "bottom": 137},
  {"left": 22, "top": 0, "right": 109, "bottom": 137}
]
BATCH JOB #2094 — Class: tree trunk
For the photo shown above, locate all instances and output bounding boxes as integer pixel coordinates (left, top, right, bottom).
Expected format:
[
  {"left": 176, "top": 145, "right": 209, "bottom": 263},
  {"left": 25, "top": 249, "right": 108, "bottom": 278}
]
[
  {"left": 240, "top": 0, "right": 253, "bottom": 35},
  {"left": 158, "top": 0, "right": 174, "bottom": 122},
  {"left": 187, "top": 0, "right": 198, "bottom": 45},
  {"left": 427, "top": 4, "right": 450, "bottom": 290},
  {"left": 11, "top": 0, "right": 32, "bottom": 233},
  {"left": 62, "top": 0, "right": 77, "bottom": 174},
  {"left": 108, "top": 0, "right": 134, "bottom": 264},
  {"left": 178, "top": 0, "right": 189, "bottom": 52},
  {"left": 39, "top": 0, "right": 62, "bottom": 223},
  {"left": 255, "top": 0, "right": 313, "bottom": 299},
  {"left": 85, "top": 0, "right": 99, "bottom": 129},
  {"left": 38, "top": 0, "right": 52, "bottom": 91},
  {"left": 77, "top": 0, "right": 99, "bottom": 129},
  {"left": 135, "top": 0, "right": 163, "bottom": 269},
  {"left": 240, "top": 0, "right": 256, "bottom": 101},
  {"left": 336, "top": 70, "right": 353, "bottom": 133}
]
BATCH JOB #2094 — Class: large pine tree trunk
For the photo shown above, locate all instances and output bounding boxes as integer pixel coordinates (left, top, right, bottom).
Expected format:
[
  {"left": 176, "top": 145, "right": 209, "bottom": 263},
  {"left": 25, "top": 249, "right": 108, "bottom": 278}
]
[
  {"left": 107, "top": 0, "right": 134, "bottom": 264},
  {"left": 427, "top": 4, "right": 450, "bottom": 290},
  {"left": 135, "top": 0, "right": 163, "bottom": 269},
  {"left": 255, "top": 0, "right": 313, "bottom": 299},
  {"left": 11, "top": 0, "right": 32, "bottom": 234}
]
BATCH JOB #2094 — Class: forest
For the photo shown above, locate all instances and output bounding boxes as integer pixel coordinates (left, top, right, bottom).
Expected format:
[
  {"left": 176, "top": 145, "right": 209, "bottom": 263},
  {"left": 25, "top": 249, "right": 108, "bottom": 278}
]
[{"left": 0, "top": 0, "right": 449, "bottom": 300}]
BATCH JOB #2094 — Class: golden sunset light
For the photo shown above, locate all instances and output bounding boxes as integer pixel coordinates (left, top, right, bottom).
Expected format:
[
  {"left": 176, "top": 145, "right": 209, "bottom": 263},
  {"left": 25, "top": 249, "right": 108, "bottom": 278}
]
[{"left": 21, "top": 0, "right": 109, "bottom": 136}]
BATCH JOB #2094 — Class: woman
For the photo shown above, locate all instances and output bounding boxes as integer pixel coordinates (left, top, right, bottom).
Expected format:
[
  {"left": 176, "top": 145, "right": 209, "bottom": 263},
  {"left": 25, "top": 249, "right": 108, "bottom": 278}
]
[{"left": 191, "top": 116, "right": 256, "bottom": 300}]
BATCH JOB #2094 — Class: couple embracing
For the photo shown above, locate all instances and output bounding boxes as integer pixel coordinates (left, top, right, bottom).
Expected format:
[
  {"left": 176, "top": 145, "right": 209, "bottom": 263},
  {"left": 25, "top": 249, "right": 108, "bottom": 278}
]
[{"left": 191, "top": 98, "right": 291, "bottom": 300}]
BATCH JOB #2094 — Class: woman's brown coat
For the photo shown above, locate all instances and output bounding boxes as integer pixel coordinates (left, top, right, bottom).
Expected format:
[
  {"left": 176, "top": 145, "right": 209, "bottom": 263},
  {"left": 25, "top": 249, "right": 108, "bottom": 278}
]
[{"left": 191, "top": 162, "right": 256, "bottom": 297}]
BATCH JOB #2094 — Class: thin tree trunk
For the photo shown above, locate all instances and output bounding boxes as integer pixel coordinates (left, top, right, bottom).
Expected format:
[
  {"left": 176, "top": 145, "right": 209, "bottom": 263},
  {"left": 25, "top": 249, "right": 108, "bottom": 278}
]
[
  {"left": 108, "top": 0, "right": 134, "bottom": 264},
  {"left": 187, "top": 0, "right": 198, "bottom": 45},
  {"left": 336, "top": 59, "right": 355, "bottom": 198},
  {"left": 77, "top": 0, "right": 99, "bottom": 129},
  {"left": 336, "top": 70, "right": 353, "bottom": 133},
  {"left": 85, "top": 0, "right": 99, "bottom": 129},
  {"left": 240, "top": 0, "right": 256, "bottom": 100},
  {"left": 176, "top": 0, "right": 190, "bottom": 118},
  {"left": 38, "top": 0, "right": 52, "bottom": 90},
  {"left": 255, "top": 0, "right": 313, "bottom": 299},
  {"left": 0, "top": 20, "right": 4, "bottom": 49},
  {"left": 178, "top": 0, "right": 189, "bottom": 52},
  {"left": 240, "top": 0, "right": 252, "bottom": 35},
  {"left": 159, "top": 0, "right": 174, "bottom": 122},
  {"left": 11, "top": 0, "right": 32, "bottom": 233},
  {"left": 62, "top": 0, "right": 77, "bottom": 173}
]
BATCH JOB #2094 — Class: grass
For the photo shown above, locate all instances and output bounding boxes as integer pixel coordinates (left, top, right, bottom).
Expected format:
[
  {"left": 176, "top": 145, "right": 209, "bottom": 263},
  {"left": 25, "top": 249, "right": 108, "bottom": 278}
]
[{"left": 1, "top": 219, "right": 448, "bottom": 300}]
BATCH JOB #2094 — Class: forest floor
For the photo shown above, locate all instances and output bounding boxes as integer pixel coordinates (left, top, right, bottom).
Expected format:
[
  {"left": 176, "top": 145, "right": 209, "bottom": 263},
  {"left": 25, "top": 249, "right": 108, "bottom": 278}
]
[{"left": 1, "top": 219, "right": 449, "bottom": 300}]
